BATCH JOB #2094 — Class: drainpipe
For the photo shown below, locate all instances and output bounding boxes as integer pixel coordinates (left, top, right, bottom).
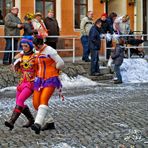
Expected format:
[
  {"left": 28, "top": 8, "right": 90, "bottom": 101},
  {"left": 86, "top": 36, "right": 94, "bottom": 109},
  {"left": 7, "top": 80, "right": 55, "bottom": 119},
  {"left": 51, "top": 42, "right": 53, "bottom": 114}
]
[{"left": 105, "top": 0, "right": 108, "bottom": 14}]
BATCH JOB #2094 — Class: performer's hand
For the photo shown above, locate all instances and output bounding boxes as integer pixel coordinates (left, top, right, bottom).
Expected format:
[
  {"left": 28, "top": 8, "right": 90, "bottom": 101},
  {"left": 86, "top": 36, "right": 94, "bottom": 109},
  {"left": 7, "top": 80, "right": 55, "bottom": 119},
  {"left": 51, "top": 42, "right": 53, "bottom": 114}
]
[{"left": 58, "top": 70, "right": 62, "bottom": 75}]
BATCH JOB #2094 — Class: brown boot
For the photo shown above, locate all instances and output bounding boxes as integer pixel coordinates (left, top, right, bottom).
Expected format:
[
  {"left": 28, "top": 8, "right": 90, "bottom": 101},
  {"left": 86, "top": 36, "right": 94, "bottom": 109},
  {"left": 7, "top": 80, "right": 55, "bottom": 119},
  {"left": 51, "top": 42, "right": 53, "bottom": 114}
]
[
  {"left": 22, "top": 106, "right": 34, "bottom": 128},
  {"left": 5, "top": 105, "right": 23, "bottom": 130}
]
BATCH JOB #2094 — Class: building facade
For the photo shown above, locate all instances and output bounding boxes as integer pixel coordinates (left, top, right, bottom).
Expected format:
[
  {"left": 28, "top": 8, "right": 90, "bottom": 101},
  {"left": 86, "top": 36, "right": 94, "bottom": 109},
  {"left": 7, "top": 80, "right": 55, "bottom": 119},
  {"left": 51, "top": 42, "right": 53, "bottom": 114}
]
[{"left": 0, "top": 0, "right": 147, "bottom": 58}]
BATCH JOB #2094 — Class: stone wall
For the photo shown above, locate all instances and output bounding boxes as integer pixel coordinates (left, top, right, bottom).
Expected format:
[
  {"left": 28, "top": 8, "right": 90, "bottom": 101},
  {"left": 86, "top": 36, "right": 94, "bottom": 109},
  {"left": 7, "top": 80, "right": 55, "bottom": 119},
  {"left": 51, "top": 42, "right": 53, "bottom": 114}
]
[{"left": 0, "top": 64, "right": 87, "bottom": 89}]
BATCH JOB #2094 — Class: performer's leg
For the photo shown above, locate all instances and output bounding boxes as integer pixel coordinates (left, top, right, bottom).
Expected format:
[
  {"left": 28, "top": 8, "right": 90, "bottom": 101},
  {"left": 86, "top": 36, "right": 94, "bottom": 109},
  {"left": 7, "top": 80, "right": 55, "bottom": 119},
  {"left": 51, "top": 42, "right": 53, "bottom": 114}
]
[
  {"left": 22, "top": 105, "right": 34, "bottom": 128},
  {"left": 5, "top": 105, "right": 23, "bottom": 130},
  {"left": 31, "top": 87, "right": 55, "bottom": 134},
  {"left": 40, "top": 87, "right": 55, "bottom": 105},
  {"left": 31, "top": 104, "right": 49, "bottom": 134},
  {"left": 16, "top": 87, "right": 33, "bottom": 108},
  {"left": 40, "top": 87, "right": 56, "bottom": 131},
  {"left": 16, "top": 86, "right": 34, "bottom": 128},
  {"left": 33, "top": 90, "right": 41, "bottom": 110}
]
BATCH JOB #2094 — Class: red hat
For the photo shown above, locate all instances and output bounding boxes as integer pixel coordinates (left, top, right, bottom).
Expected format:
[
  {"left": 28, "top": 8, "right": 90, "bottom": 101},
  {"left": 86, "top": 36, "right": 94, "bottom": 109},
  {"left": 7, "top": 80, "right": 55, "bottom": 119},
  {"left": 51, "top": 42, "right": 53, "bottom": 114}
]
[{"left": 101, "top": 13, "right": 107, "bottom": 17}]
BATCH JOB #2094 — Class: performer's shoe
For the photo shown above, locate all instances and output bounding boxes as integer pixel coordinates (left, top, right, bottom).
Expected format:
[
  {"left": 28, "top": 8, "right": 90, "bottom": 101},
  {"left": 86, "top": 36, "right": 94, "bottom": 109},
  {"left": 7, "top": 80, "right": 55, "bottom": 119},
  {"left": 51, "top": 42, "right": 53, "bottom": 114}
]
[
  {"left": 5, "top": 121, "right": 14, "bottom": 130},
  {"left": 5, "top": 105, "right": 22, "bottom": 130},
  {"left": 41, "top": 122, "right": 55, "bottom": 131},
  {"left": 31, "top": 123, "right": 41, "bottom": 134}
]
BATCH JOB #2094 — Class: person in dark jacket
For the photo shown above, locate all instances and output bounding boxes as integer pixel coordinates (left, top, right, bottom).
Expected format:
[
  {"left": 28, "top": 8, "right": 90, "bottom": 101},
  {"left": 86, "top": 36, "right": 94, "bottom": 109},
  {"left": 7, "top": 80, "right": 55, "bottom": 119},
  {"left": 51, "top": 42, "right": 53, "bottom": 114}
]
[
  {"left": 44, "top": 10, "right": 60, "bottom": 49},
  {"left": 111, "top": 37, "right": 125, "bottom": 84},
  {"left": 89, "top": 19, "right": 102, "bottom": 76},
  {"left": 97, "top": 13, "right": 114, "bottom": 59},
  {"left": 107, "top": 12, "right": 117, "bottom": 33},
  {"left": 23, "top": 13, "right": 34, "bottom": 36},
  {"left": 3, "top": 7, "right": 23, "bottom": 65}
]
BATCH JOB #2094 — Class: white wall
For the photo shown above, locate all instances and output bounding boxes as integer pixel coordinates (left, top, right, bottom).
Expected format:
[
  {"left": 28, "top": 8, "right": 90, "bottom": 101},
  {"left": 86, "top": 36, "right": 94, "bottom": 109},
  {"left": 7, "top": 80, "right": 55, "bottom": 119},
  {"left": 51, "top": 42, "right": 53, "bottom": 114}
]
[
  {"left": 15, "top": 0, "right": 21, "bottom": 18},
  {"left": 88, "top": 0, "right": 93, "bottom": 11},
  {"left": 56, "top": 0, "right": 61, "bottom": 29}
]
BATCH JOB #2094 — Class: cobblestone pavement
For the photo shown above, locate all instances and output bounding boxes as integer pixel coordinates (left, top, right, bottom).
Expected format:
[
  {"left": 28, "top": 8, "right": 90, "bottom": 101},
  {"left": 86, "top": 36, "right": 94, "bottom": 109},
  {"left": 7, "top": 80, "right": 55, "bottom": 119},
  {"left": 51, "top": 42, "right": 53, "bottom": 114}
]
[{"left": 0, "top": 82, "right": 148, "bottom": 148}]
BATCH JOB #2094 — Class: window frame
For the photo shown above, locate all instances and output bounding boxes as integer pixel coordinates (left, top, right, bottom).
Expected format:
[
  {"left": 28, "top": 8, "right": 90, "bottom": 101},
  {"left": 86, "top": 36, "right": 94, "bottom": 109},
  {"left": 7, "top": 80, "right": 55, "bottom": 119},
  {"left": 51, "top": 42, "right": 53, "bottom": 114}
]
[
  {"left": 0, "top": 0, "right": 15, "bottom": 25},
  {"left": 75, "top": 0, "right": 88, "bottom": 29},
  {"left": 35, "top": 0, "right": 56, "bottom": 18}
]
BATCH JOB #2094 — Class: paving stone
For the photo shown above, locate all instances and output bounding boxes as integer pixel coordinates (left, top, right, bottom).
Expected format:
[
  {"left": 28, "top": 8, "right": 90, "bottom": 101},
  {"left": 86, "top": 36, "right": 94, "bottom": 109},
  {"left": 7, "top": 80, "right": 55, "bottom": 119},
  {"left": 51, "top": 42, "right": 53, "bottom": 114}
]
[{"left": 0, "top": 65, "right": 148, "bottom": 147}]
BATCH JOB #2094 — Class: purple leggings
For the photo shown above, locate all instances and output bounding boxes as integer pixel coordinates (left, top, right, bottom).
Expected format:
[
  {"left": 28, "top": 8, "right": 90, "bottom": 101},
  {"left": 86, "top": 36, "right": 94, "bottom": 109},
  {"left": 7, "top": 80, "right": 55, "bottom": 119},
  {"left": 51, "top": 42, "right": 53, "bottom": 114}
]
[{"left": 16, "top": 82, "right": 33, "bottom": 108}]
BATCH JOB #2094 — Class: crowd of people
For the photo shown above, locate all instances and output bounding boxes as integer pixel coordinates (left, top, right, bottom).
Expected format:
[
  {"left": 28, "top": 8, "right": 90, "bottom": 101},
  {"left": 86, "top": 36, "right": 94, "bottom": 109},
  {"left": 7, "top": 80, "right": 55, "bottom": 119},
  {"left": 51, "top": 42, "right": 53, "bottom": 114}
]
[
  {"left": 3, "top": 7, "right": 60, "bottom": 65},
  {"left": 80, "top": 10, "right": 132, "bottom": 83}
]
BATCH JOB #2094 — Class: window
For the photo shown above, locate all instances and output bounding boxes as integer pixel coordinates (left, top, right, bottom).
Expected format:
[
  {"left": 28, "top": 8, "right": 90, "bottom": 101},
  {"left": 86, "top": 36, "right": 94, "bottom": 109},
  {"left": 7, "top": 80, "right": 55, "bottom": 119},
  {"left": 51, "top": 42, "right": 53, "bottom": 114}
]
[
  {"left": 0, "top": 0, "right": 15, "bottom": 25},
  {"left": 75, "top": 0, "right": 88, "bottom": 29},
  {"left": 35, "top": 0, "right": 56, "bottom": 18}
]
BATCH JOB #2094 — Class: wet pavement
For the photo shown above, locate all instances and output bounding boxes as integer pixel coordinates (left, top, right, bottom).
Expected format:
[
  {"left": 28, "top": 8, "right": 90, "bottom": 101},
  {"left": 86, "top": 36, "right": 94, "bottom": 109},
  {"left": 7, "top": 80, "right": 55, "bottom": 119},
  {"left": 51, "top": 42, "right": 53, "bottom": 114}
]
[{"left": 0, "top": 81, "right": 148, "bottom": 148}]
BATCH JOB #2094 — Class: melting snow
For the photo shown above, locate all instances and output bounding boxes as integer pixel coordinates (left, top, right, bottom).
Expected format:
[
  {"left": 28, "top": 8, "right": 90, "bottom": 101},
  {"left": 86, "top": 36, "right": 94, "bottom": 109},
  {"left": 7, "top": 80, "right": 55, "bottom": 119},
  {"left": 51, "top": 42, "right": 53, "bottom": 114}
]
[
  {"left": 0, "top": 58, "right": 148, "bottom": 93},
  {"left": 121, "top": 58, "right": 148, "bottom": 83},
  {"left": 60, "top": 73, "right": 97, "bottom": 88}
]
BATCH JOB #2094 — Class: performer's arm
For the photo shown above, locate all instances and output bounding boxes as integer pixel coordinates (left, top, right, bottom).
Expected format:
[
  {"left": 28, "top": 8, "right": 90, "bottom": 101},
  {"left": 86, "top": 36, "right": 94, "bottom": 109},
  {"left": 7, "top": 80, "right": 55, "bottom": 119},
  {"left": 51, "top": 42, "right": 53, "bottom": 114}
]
[{"left": 49, "top": 48, "right": 65, "bottom": 70}]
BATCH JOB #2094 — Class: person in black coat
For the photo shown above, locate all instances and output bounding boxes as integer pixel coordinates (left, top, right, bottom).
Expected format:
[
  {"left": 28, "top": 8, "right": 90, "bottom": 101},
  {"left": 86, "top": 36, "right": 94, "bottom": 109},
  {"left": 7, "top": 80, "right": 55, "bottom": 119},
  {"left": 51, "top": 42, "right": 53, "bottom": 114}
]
[
  {"left": 111, "top": 37, "right": 125, "bottom": 84},
  {"left": 23, "top": 13, "right": 34, "bottom": 36},
  {"left": 96, "top": 13, "right": 114, "bottom": 59},
  {"left": 44, "top": 10, "right": 60, "bottom": 49},
  {"left": 88, "top": 19, "right": 102, "bottom": 76}
]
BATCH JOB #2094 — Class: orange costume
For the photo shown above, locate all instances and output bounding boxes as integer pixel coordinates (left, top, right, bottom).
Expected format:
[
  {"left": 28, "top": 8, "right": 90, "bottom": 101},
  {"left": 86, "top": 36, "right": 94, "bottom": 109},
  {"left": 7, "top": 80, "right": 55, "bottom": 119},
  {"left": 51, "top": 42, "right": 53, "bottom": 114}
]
[
  {"left": 31, "top": 37, "right": 64, "bottom": 134},
  {"left": 33, "top": 44, "right": 63, "bottom": 109}
]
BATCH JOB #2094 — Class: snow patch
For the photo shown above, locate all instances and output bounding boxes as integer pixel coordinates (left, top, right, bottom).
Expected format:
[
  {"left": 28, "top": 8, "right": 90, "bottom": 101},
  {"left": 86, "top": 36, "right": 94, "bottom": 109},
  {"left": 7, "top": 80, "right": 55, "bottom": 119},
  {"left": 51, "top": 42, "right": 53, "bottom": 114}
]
[
  {"left": 60, "top": 73, "right": 97, "bottom": 88},
  {"left": 121, "top": 58, "right": 148, "bottom": 83}
]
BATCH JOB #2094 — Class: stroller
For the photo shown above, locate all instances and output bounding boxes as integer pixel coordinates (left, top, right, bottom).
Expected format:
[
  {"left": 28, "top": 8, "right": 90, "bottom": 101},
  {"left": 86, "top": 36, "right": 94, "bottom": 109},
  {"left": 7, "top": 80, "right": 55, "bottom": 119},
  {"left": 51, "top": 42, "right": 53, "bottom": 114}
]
[{"left": 126, "top": 31, "right": 145, "bottom": 58}]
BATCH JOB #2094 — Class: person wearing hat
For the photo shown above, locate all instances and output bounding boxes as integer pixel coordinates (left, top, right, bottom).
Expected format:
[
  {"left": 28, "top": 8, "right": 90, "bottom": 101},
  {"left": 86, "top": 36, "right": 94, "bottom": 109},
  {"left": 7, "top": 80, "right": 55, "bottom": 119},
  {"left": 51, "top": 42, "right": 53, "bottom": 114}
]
[
  {"left": 32, "top": 12, "right": 48, "bottom": 39},
  {"left": 44, "top": 9, "right": 60, "bottom": 49},
  {"left": 3, "top": 7, "right": 23, "bottom": 65},
  {"left": 5, "top": 36, "right": 36, "bottom": 130}
]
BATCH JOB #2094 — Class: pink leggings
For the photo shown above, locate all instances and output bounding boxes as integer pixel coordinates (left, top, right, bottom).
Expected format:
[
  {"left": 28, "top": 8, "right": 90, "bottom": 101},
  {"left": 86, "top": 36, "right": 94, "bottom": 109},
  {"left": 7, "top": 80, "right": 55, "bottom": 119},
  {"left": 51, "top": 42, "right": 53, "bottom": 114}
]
[{"left": 16, "top": 82, "right": 33, "bottom": 108}]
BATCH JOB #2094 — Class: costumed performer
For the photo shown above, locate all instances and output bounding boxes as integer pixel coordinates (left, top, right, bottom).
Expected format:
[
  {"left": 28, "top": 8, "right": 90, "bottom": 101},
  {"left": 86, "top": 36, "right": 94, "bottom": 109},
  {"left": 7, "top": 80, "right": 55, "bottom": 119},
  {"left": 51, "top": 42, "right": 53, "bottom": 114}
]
[
  {"left": 5, "top": 36, "right": 36, "bottom": 130},
  {"left": 31, "top": 35, "right": 64, "bottom": 134}
]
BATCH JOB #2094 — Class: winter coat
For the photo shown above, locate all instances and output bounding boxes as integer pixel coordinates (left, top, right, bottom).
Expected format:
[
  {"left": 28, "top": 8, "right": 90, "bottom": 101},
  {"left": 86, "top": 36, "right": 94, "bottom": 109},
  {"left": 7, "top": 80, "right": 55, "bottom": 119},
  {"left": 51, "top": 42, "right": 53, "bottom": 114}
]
[
  {"left": 23, "top": 22, "right": 34, "bottom": 36},
  {"left": 4, "top": 12, "right": 22, "bottom": 36},
  {"left": 88, "top": 25, "right": 101, "bottom": 51},
  {"left": 111, "top": 44, "right": 124, "bottom": 66},
  {"left": 80, "top": 16, "right": 93, "bottom": 36},
  {"left": 44, "top": 17, "right": 60, "bottom": 42},
  {"left": 97, "top": 18, "right": 113, "bottom": 34}
]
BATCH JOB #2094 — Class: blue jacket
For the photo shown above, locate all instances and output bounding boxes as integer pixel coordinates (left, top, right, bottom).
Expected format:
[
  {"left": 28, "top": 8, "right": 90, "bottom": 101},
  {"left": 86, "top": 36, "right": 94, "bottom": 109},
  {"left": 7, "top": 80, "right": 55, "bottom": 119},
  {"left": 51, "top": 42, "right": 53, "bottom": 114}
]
[
  {"left": 111, "top": 44, "right": 124, "bottom": 66},
  {"left": 88, "top": 25, "right": 101, "bottom": 50}
]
